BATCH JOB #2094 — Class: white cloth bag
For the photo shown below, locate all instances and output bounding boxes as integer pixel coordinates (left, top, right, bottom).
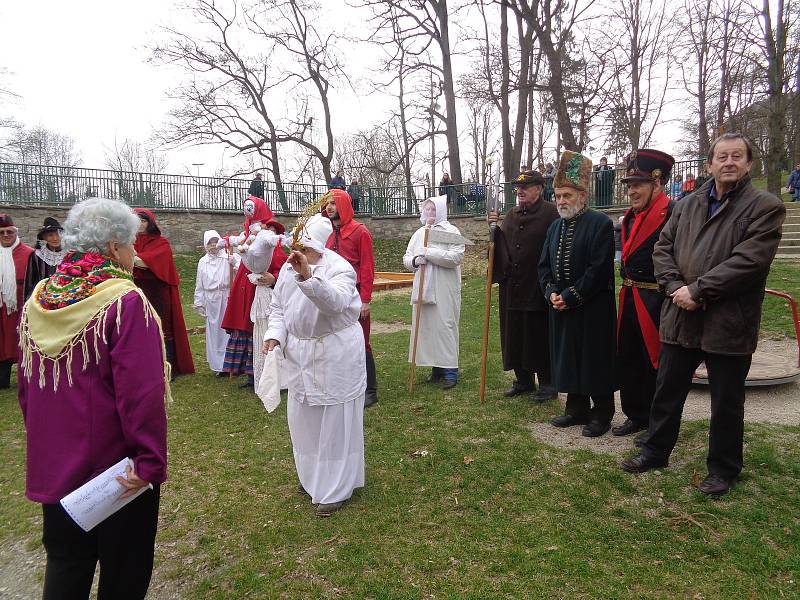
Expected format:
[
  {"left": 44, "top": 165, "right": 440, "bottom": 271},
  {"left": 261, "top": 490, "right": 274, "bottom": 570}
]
[{"left": 257, "top": 347, "right": 283, "bottom": 413}]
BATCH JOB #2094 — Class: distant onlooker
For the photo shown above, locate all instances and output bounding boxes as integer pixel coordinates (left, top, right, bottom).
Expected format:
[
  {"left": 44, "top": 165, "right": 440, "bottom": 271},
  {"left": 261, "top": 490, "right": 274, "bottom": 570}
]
[
  {"left": 670, "top": 175, "right": 683, "bottom": 200},
  {"left": 329, "top": 170, "right": 346, "bottom": 190},
  {"left": 593, "top": 157, "right": 615, "bottom": 207},
  {"left": 543, "top": 163, "right": 555, "bottom": 202},
  {"left": 347, "top": 179, "right": 363, "bottom": 212},
  {"left": 248, "top": 172, "right": 264, "bottom": 199},
  {"left": 680, "top": 173, "right": 697, "bottom": 199},
  {"left": 695, "top": 167, "right": 710, "bottom": 190},
  {"left": 439, "top": 172, "right": 457, "bottom": 208},
  {"left": 788, "top": 163, "right": 800, "bottom": 202}
]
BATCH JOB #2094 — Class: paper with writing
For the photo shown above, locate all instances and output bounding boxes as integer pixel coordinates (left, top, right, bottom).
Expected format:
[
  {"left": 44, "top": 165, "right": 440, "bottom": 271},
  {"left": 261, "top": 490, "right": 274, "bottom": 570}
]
[{"left": 59, "top": 457, "right": 152, "bottom": 532}]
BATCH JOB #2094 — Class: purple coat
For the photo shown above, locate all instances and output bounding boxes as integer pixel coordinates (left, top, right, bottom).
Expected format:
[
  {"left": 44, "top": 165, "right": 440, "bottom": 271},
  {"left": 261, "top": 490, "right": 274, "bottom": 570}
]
[{"left": 19, "top": 291, "right": 168, "bottom": 504}]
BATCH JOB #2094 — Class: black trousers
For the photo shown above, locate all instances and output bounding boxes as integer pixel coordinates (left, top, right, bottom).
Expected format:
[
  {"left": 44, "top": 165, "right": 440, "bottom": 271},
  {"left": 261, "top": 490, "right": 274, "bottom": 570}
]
[
  {"left": 0, "top": 359, "right": 12, "bottom": 388},
  {"left": 617, "top": 306, "right": 658, "bottom": 425},
  {"left": 641, "top": 344, "right": 752, "bottom": 479},
  {"left": 41, "top": 486, "right": 160, "bottom": 600},
  {"left": 565, "top": 392, "right": 614, "bottom": 423}
]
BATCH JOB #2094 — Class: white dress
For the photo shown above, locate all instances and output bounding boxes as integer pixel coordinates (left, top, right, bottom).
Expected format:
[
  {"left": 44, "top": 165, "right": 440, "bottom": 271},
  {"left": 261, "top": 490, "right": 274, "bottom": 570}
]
[
  {"left": 194, "top": 248, "right": 239, "bottom": 373},
  {"left": 403, "top": 221, "right": 464, "bottom": 369},
  {"left": 265, "top": 250, "right": 366, "bottom": 505}
]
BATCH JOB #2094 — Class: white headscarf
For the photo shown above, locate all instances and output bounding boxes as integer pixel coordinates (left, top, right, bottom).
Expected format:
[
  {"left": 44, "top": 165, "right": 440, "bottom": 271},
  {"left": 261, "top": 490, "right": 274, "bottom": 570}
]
[
  {"left": 203, "top": 229, "right": 221, "bottom": 248},
  {"left": 0, "top": 236, "right": 20, "bottom": 314},
  {"left": 419, "top": 195, "right": 449, "bottom": 226}
]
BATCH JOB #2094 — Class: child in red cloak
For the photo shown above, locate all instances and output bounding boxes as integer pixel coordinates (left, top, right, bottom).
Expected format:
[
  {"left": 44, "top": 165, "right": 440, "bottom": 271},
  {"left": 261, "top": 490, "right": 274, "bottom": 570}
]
[
  {"left": 322, "top": 189, "right": 378, "bottom": 407},
  {"left": 220, "top": 195, "right": 275, "bottom": 387},
  {"left": 133, "top": 209, "right": 195, "bottom": 376}
]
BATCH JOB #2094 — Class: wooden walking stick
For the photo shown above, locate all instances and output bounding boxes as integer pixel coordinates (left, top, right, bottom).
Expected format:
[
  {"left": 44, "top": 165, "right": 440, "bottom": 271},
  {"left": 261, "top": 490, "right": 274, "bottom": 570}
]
[
  {"left": 407, "top": 225, "right": 431, "bottom": 393},
  {"left": 479, "top": 160, "right": 502, "bottom": 403}
]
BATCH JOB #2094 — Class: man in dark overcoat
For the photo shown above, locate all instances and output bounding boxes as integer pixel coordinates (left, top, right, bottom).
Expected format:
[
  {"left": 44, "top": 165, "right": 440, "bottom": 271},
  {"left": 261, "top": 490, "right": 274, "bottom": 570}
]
[
  {"left": 488, "top": 170, "right": 559, "bottom": 401},
  {"left": 613, "top": 149, "right": 676, "bottom": 439},
  {"left": 621, "top": 133, "right": 786, "bottom": 497},
  {"left": 538, "top": 151, "right": 617, "bottom": 437}
]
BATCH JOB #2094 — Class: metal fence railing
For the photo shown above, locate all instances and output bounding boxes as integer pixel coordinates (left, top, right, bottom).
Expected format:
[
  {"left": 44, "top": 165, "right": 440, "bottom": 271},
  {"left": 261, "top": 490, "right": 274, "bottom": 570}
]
[{"left": 0, "top": 159, "right": 704, "bottom": 216}]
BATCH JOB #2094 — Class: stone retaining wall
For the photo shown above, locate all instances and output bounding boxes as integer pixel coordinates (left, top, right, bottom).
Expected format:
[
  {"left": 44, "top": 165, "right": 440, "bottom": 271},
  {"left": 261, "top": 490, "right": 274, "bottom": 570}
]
[{"left": 0, "top": 204, "right": 623, "bottom": 253}]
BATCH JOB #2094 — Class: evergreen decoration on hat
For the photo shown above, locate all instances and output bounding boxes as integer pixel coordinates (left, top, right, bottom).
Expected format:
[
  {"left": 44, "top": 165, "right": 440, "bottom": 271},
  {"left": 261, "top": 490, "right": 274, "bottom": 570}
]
[{"left": 553, "top": 151, "right": 592, "bottom": 191}]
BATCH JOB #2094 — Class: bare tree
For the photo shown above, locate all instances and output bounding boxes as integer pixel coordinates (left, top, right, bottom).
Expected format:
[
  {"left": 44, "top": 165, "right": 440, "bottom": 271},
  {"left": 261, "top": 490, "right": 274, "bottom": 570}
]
[
  {"left": 747, "top": 0, "right": 798, "bottom": 193},
  {"left": 151, "top": 0, "right": 348, "bottom": 210},
  {"left": 104, "top": 138, "right": 167, "bottom": 175},
  {"left": 602, "top": 0, "right": 674, "bottom": 153},
  {"left": 359, "top": 0, "right": 465, "bottom": 184},
  {"left": 679, "top": 0, "right": 714, "bottom": 156},
  {"left": 3, "top": 126, "right": 81, "bottom": 167},
  {"left": 506, "top": 0, "right": 600, "bottom": 152}
]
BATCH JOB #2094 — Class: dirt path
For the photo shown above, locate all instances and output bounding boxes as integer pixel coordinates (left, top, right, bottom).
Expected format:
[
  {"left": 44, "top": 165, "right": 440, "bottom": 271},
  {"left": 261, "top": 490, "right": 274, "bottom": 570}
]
[{"left": 527, "top": 338, "right": 800, "bottom": 457}]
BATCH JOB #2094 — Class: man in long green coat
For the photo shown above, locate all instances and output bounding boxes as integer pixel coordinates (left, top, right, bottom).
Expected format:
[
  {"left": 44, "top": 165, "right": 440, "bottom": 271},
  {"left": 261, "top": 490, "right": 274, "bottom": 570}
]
[{"left": 538, "top": 151, "right": 617, "bottom": 437}]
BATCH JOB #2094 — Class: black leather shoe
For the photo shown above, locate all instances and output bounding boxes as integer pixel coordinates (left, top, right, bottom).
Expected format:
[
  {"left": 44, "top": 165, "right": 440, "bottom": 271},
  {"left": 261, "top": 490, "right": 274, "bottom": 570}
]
[
  {"left": 533, "top": 386, "right": 558, "bottom": 402},
  {"left": 442, "top": 379, "right": 458, "bottom": 390},
  {"left": 426, "top": 372, "right": 443, "bottom": 384},
  {"left": 620, "top": 454, "right": 667, "bottom": 473},
  {"left": 550, "top": 414, "right": 589, "bottom": 428},
  {"left": 364, "top": 391, "right": 378, "bottom": 408},
  {"left": 633, "top": 431, "right": 648, "bottom": 448},
  {"left": 612, "top": 419, "right": 647, "bottom": 437},
  {"left": 582, "top": 420, "right": 611, "bottom": 437},
  {"left": 504, "top": 383, "right": 533, "bottom": 397},
  {"left": 697, "top": 474, "right": 733, "bottom": 497}
]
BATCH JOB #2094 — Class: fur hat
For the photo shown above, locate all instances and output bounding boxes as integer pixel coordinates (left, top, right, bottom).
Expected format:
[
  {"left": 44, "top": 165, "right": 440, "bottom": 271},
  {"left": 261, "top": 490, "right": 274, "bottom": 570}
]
[
  {"left": 553, "top": 151, "right": 592, "bottom": 191},
  {"left": 620, "top": 149, "right": 675, "bottom": 183},
  {"left": 37, "top": 217, "right": 63, "bottom": 240}
]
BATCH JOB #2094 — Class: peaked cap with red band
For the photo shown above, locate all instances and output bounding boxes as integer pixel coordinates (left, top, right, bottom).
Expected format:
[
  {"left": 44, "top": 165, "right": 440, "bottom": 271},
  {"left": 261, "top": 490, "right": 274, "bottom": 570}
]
[{"left": 620, "top": 149, "right": 675, "bottom": 183}]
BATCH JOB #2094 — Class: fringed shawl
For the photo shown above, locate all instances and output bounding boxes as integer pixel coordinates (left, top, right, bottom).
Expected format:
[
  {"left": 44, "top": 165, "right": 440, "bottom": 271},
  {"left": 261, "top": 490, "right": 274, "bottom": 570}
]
[{"left": 19, "top": 278, "right": 172, "bottom": 401}]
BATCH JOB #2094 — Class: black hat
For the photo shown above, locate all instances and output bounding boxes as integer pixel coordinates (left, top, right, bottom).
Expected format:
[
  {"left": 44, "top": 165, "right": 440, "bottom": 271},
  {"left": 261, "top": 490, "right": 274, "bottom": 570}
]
[
  {"left": 37, "top": 217, "right": 63, "bottom": 240},
  {"left": 620, "top": 149, "right": 675, "bottom": 183},
  {"left": 511, "top": 170, "right": 545, "bottom": 187}
]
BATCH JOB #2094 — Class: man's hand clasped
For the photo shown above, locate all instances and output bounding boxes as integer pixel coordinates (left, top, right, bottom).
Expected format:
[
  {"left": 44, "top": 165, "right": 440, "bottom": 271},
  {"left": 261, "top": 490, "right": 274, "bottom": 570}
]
[
  {"left": 669, "top": 285, "right": 701, "bottom": 311},
  {"left": 550, "top": 292, "right": 568, "bottom": 311}
]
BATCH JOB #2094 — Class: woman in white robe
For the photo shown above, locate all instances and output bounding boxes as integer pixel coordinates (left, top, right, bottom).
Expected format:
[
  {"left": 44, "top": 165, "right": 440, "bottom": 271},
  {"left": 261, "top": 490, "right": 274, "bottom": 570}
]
[
  {"left": 263, "top": 237, "right": 365, "bottom": 517},
  {"left": 403, "top": 195, "right": 465, "bottom": 389},
  {"left": 193, "top": 230, "right": 239, "bottom": 374}
]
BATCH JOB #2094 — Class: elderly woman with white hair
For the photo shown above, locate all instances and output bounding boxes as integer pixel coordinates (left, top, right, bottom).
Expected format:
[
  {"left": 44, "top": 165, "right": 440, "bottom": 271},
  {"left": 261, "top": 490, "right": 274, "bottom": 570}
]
[
  {"left": 18, "top": 197, "right": 169, "bottom": 599},
  {"left": 263, "top": 231, "right": 366, "bottom": 518}
]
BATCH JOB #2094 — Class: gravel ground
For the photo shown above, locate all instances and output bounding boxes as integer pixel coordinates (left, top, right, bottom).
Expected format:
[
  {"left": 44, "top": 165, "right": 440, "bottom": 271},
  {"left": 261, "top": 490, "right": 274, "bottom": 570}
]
[{"left": 528, "top": 337, "right": 800, "bottom": 457}]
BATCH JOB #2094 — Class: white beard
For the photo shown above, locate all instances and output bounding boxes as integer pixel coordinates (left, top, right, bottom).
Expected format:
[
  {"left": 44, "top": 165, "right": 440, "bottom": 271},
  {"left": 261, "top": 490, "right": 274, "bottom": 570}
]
[{"left": 557, "top": 204, "right": 581, "bottom": 219}]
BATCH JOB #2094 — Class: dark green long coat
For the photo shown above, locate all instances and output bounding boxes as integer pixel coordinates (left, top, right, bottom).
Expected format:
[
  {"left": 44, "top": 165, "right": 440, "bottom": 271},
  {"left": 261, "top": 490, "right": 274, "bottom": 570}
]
[{"left": 538, "top": 208, "right": 616, "bottom": 394}]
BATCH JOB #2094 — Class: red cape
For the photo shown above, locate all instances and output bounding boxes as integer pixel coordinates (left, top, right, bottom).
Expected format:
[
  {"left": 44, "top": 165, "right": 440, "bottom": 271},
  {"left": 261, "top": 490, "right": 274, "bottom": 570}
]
[
  {"left": 617, "top": 192, "right": 671, "bottom": 369},
  {"left": 133, "top": 217, "right": 194, "bottom": 375},
  {"left": 1, "top": 242, "right": 33, "bottom": 362}
]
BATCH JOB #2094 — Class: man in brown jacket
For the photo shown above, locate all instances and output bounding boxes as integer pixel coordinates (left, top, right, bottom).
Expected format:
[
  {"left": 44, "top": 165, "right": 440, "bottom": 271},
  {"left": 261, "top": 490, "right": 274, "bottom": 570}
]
[
  {"left": 621, "top": 133, "right": 786, "bottom": 496},
  {"left": 488, "top": 170, "right": 560, "bottom": 401}
]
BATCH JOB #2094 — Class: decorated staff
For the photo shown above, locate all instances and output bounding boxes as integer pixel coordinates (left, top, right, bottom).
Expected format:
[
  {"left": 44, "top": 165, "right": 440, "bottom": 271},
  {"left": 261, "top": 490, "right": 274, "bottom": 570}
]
[
  {"left": 407, "top": 222, "right": 429, "bottom": 393},
  {"left": 479, "top": 159, "right": 502, "bottom": 403},
  {"left": 405, "top": 195, "right": 471, "bottom": 393}
]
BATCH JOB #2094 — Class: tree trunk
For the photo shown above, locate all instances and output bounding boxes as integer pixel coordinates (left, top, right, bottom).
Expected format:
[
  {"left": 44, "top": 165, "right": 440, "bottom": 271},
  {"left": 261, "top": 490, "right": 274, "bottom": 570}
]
[
  {"left": 436, "top": 0, "right": 463, "bottom": 183},
  {"left": 499, "top": 1, "right": 512, "bottom": 179},
  {"left": 762, "top": 0, "right": 787, "bottom": 196}
]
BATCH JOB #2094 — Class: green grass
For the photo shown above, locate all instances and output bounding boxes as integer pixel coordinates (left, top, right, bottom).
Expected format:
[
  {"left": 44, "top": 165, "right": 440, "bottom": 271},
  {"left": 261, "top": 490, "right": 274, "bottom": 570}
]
[{"left": 1, "top": 245, "right": 799, "bottom": 598}]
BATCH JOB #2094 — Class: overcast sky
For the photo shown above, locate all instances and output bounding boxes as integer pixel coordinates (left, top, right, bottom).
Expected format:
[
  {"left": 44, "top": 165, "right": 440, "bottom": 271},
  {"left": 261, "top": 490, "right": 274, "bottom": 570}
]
[{"left": 0, "top": 0, "right": 689, "bottom": 180}]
